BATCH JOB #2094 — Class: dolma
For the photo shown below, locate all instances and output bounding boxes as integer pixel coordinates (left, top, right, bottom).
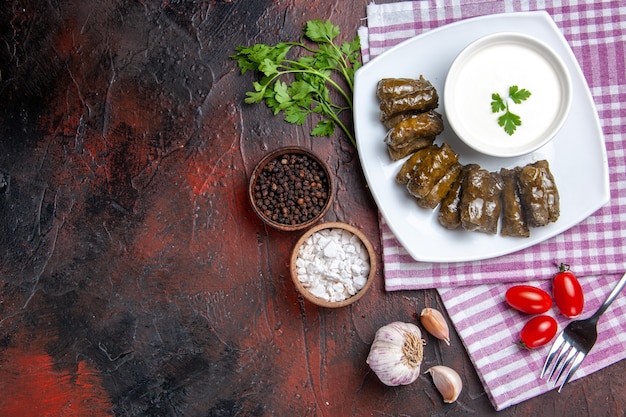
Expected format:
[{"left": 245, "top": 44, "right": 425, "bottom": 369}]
[
  {"left": 385, "top": 110, "right": 443, "bottom": 161},
  {"left": 438, "top": 164, "right": 480, "bottom": 230},
  {"left": 387, "top": 136, "right": 436, "bottom": 161},
  {"left": 385, "top": 110, "right": 444, "bottom": 150},
  {"left": 459, "top": 169, "right": 503, "bottom": 234},
  {"left": 378, "top": 77, "right": 439, "bottom": 122},
  {"left": 500, "top": 167, "right": 530, "bottom": 237},
  {"left": 406, "top": 143, "right": 459, "bottom": 199},
  {"left": 417, "top": 162, "right": 462, "bottom": 209},
  {"left": 518, "top": 160, "right": 560, "bottom": 227},
  {"left": 376, "top": 76, "right": 436, "bottom": 102},
  {"left": 395, "top": 145, "right": 438, "bottom": 185},
  {"left": 383, "top": 111, "right": 421, "bottom": 130}
]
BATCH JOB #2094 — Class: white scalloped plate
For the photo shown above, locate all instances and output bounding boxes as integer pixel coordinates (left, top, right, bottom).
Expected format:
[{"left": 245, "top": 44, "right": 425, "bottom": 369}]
[{"left": 354, "top": 11, "right": 610, "bottom": 262}]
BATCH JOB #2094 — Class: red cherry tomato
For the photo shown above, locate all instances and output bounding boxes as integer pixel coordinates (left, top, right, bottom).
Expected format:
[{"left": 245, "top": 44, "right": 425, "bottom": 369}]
[
  {"left": 553, "top": 263, "right": 584, "bottom": 318},
  {"left": 518, "top": 315, "right": 558, "bottom": 349},
  {"left": 505, "top": 285, "right": 552, "bottom": 314}
]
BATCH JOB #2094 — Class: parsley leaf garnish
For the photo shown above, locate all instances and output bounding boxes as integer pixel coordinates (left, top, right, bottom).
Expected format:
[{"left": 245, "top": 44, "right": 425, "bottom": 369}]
[
  {"left": 232, "top": 20, "right": 362, "bottom": 147},
  {"left": 490, "top": 85, "right": 531, "bottom": 135}
]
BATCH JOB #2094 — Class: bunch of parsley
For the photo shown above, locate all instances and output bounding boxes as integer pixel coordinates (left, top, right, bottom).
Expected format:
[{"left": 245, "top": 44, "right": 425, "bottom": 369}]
[{"left": 232, "top": 20, "right": 362, "bottom": 147}]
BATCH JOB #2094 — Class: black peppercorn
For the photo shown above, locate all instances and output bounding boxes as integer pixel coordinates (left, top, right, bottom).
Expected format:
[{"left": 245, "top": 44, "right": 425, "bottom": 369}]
[{"left": 254, "top": 152, "right": 330, "bottom": 226}]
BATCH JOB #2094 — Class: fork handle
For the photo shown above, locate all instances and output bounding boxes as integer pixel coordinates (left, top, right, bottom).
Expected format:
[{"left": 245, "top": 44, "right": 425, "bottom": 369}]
[{"left": 592, "top": 271, "right": 626, "bottom": 320}]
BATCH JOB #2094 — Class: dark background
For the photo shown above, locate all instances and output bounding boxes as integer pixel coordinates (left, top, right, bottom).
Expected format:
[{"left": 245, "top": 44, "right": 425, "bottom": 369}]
[{"left": 1, "top": 0, "right": 624, "bottom": 416}]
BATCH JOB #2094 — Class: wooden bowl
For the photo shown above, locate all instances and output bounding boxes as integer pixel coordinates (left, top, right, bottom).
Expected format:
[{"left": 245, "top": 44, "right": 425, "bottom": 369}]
[
  {"left": 444, "top": 32, "right": 572, "bottom": 157},
  {"left": 290, "top": 222, "right": 376, "bottom": 308},
  {"left": 249, "top": 146, "right": 334, "bottom": 231}
]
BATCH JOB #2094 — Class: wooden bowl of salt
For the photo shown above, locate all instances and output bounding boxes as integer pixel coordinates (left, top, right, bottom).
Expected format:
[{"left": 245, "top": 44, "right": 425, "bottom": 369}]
[{"left": 290, "top": 222, "right": 376, "bottom": 308}]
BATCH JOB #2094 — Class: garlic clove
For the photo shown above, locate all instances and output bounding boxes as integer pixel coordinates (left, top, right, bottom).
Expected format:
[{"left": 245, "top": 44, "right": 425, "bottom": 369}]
[
  {"left": 366, "top": 321, "right": 425, "bottom": 386},
  {"left": 425, "top": 365, "right": 463, "bottom": 403},
  {"left": 420, "top": 307, "right": 451, "bottom": 345}
]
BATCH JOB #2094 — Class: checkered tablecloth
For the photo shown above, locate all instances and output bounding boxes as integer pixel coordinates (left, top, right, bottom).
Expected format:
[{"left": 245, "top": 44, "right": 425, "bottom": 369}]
[{"left": 359, "top": 0, "right": 626, "bottom": 410}]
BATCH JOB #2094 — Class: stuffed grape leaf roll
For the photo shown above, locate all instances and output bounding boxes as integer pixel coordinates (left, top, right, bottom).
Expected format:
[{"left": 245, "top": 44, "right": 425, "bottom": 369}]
[
  {"left": 384, "top": 110, "right": 443, "bottom": 160},
  {"left": 406, "top": 143, "right": 459, "bottom": 199},
  {"left": 377, "top": 76, "right": 439, "bottom": 122},
  {"left": 459, "top": 168, "right": 503, "bottom": 235},
  {"left": 438, "top": 164, "right": 480, "bottom": 230},
  {"left": 395, "top": 145, "right": 438, "bottom": 185},
  {"left": 500, "top": 167, "right": 530, "bottom": 237},
  {"left": 518, "top": 160, "right": 560, "bottom": 227},
  {"left": 376, "top": 76, "right": 438, "bottom": 103},
  {"left": 417, "top": 162, "right": 462, "bottom": 209}
]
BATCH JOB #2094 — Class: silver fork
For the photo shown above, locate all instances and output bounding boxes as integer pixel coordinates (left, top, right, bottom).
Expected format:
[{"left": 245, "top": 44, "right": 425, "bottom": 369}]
[{"left": 540, "top": 271, "right": 626, "bottom": 392}]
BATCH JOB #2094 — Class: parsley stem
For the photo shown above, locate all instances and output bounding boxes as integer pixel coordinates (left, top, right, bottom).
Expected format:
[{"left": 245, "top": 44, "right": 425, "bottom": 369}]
[
  {"left": 318, "top": 100, "right": 356, "bottom": 147},
  {"left": 329, "top": 44, "right": 355, "bottom": 92},
  {"left": 283, "top": 39, "right": 355, "bottom": 102},
  {"left": 296, "top": 40, "right": 355, "bottom": 91},
  {"left": 337, "top": 120, "right": 356, "bottom": 148},
  {"left": 281, "top": 62, "right": 353, "bottom": 107}
]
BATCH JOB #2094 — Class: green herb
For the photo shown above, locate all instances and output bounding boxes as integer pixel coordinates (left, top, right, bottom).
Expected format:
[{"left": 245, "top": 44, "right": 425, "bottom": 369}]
[
  {"left": 490, "top": 85, "right": 532, "bottom": 135},
  {"left": 232, "top": 20, "right": 362, "bottom": 147}
]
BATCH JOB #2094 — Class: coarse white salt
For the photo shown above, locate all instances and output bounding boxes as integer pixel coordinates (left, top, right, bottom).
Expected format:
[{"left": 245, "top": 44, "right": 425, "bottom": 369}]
[{"left": 296, "top": 227, "right": 370, "bottom": 302}]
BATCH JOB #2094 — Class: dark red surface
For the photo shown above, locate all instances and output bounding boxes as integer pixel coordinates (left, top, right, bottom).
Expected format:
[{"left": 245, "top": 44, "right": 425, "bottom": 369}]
[{"left": 1, "top": 1, "right": 625, "bottom": 416}]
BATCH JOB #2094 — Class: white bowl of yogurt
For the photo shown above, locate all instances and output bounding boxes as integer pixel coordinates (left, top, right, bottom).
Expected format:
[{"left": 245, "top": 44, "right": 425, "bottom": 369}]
[{"left": 444, "top": 32, "right": 572, "bottom": 158}]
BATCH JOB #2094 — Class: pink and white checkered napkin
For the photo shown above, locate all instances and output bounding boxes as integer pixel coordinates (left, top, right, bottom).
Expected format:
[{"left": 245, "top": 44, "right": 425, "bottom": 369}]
[{"left": 359, "top": 0, "right": 626, "bottom": 410}]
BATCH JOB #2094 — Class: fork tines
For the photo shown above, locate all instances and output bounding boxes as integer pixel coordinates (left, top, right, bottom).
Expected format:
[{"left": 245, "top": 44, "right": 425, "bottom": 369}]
[{"left": 540, "top": 333, "right": 586, "bottom": 392}]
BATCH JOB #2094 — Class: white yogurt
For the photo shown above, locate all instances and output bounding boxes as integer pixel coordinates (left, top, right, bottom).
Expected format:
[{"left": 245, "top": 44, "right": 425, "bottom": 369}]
[{"left": 445, "top": 33, "right": 571, "bottom": 157}]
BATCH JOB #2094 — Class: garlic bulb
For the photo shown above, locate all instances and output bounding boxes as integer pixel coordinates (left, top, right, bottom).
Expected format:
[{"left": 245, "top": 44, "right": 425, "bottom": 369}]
[
  {"left": 420, "top": 307, "right": 451, "bottom": 345},
  {"left": 425, "top": 365, "right": 463, "bottom": 403},
  {"left": 366, "top": 321, "right": 425, "bottom": 386}
]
